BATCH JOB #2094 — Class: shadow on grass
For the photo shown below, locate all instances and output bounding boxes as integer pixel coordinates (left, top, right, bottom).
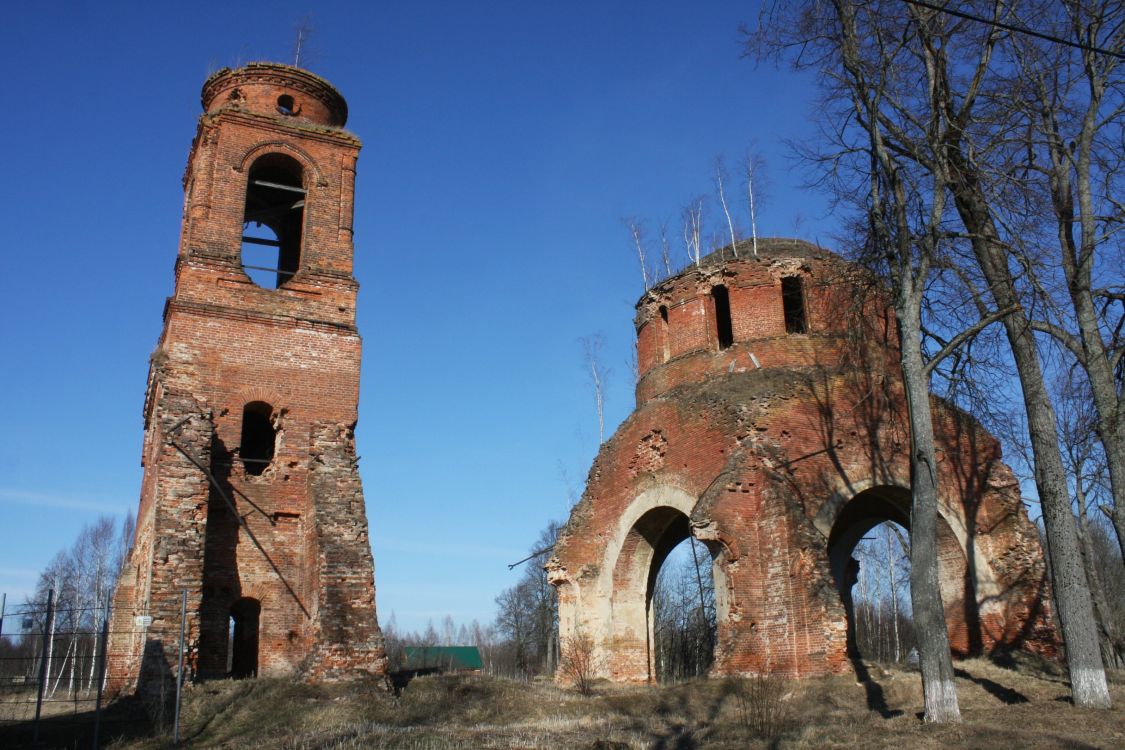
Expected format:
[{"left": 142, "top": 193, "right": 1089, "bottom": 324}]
[
  {"left": 953, "top": 667, "right": 1029, "bottom": 704},
  {"left": 850, "top": 657, "right": 903, "bottom": 719},
  {"left": 0, "top": 694, "right": 155, "bottom": 750}
]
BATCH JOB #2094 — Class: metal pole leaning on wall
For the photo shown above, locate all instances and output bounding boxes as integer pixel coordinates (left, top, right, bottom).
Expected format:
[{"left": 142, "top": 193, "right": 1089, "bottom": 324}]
[
  {"left": 174, "top": 589, "right": 186, "bottom": 745},
  {"left": 33, "top": 588, "right": 54, "bottom": 744},
  {"left": 92, "top": 601, "right": 111, "bottom": 750}
]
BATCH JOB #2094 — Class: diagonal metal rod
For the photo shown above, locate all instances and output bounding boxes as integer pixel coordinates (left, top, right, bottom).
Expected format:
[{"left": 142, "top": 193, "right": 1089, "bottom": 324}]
[
  {"left": 508, "top": 546, "right": 552, "bottom": 570},
  {"left": 167, "top": 427, "right": 310, "bottom": 618}
]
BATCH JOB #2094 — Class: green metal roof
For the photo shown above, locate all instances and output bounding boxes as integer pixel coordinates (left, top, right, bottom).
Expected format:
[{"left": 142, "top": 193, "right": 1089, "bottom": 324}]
[{"left": 403, "top": 646, "right": 483, "bottom": 670}]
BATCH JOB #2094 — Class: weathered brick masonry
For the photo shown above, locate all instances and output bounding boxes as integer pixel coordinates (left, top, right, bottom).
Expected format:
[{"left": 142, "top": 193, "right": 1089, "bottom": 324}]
[
  {"left": 107, "top": 64, "right": 386, "bottom": 695},
  {"left": 549, "top": 240, "right": 1056, "bottom": 682}
]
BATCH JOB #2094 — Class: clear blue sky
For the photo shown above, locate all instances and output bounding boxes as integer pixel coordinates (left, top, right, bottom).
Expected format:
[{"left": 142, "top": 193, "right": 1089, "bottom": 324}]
[{"left": 0, "top": 1, "right": 836, "bottom": 633}]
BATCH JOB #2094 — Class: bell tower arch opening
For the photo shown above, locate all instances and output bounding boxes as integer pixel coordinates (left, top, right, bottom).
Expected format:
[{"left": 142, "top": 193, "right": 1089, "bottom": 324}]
[
  {"left": 241, "top": 153, "right": 306, "bottom": 288},
  {"left": 238, "top": 401, "right": 276, "bottom": 476}
]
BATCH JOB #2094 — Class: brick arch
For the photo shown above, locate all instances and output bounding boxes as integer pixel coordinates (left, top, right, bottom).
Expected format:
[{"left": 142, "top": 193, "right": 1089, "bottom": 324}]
[
  {"left": 814, "top": 476, "right": 1004, "bottom": 612},
  {"left": 235, "top": 583, "right": 273, "bottom": 608},
  {"left": 577, "top": 484, "right": 731, "bottom": 682},
  {"left": 235, "top": 140, "right": 324, "bottom": 185},
  {"left": 231, "top": 391, "right": 285, "bottom": 418},
  {"left": 822, "top": 484, "right": 987, "bottom": 655}
]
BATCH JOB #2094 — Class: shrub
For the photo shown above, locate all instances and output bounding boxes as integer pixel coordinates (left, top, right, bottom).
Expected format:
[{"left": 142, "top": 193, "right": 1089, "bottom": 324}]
[
  {"left": 558, "top": 631, "right": 600, "bottom": 695},
  {"left": 730, "top": 675, "right": 790, "bottom": 738}
]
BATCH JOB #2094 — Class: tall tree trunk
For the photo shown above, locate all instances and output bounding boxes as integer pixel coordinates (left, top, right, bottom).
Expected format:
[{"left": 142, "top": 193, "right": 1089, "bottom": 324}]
[
  {"left": 1075, "top": 478, "right": 1124, "bottom": 668},
  {"left": 887, "top": 529, "right": 901, "bottom": 662},
  {"left": 900, "top": 304, "right": 962, "bottom": 722},
  {"left": 1039, "top": 66, "right": 1125, "bottom": 572},
  {"left": 949, "top": 167, "right": 1111, "bottom": 708}
]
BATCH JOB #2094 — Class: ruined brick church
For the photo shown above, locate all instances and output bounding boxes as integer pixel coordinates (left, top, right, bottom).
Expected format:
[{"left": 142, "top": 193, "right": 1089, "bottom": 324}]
[
  {"left": 107, "top": 64, "right": 385, "bottom": 692},
  {"left": 548, "top": 241, "right": 1057, "bottom": 681},
  {"left": 107, "top": 62, "right": 1056, "bottom": 694}
]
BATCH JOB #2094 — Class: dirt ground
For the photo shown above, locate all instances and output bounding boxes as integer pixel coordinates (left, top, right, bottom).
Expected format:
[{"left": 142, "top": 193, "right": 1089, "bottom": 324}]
[{"left": 4, "top": 655, "right": 1123, "bottom": 749}]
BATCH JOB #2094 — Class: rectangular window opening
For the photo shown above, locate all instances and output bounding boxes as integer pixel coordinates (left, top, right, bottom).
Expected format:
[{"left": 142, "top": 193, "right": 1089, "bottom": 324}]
[
  {"left": 712, "top": 286, "right": 734, "bottom": 350},
  {"left": 659, "top": 305, "right": 670, "bottom": 362},
  {"left": 782, "top": 276, "right": 808, "bottom": 334}
]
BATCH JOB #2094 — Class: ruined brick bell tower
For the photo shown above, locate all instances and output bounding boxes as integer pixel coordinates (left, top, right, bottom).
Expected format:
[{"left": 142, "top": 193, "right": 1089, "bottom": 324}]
[{"left": 107, "top": 63, "right": 386, "bottom": 693}]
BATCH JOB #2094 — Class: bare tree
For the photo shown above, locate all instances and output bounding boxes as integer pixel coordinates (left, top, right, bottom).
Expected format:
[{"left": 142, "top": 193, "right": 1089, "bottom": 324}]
[
  {"left": 920, "top": 2, "right": 1112, "bottom": 708},
  {"left": 627, "top": 219, "right": 651, "bottom": 291},
  {"left": 659, "top": 222, "right": 674, "bottom": 277},
  {"left": 756, "top": 0, "right": 1112, "bottom": 710},
  {"left": 495, "top": 521, "right": 562, "bottom": 677},
  {"left": 715, "top": 158, "right": 740, "bottom": 257},
  {"left": 682, "top": 198, "right": 705, "bottom": 267},
  {"left": 651, "top": 538, "right": 716, "bottom": 681},
  {"left": 1000, "top": 1, "right": 1125, "bottom": 570},
  {"left": 743, "top": 153, "right": 762, "bottom": 257},
  {"left": 581, "top": 335, "right": 610, "bottom": 445},
  {"left": 1057, "top": 373, "right": 1125, "bottom": 667},
  {"left": 753, "top": 0, "right": 1024, "bottom": 721},
  {"left": 25, "top": 515, "right": 132, "bottom": 698}
]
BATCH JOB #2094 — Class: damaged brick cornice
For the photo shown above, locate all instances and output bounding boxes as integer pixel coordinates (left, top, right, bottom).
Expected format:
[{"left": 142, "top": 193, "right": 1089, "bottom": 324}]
[
  {"left": 165, "top": 298, "right": 359, "bottom": 334},
  {"left": 203, "top": 63, "right": 350, "bottom": 127}
]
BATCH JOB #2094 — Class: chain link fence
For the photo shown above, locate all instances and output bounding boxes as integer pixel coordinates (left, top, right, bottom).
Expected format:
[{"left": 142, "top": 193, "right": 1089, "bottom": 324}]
[{"left": 0, "top": 591, "right": 183, "bottom": 748}]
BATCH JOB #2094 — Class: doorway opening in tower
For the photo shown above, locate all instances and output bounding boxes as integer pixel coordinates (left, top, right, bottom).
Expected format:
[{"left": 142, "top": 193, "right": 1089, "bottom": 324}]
[
  {"left": 227, "top": 597, "right": 261, "bottom": 678},
  {"left": 241, "top": 153, "right": 306, "bottom": 288},
  {"left": 781, "top": 275, "right": 808, "bottom": 333},
  {"left": 711, "top": 285, "right": 734, "bottom": 350}
]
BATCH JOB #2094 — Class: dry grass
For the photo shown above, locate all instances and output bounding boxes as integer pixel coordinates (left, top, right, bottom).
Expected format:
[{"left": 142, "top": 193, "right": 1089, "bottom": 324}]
[{"left": 96, "top": 657, "right": 1125, "bottom": 750}]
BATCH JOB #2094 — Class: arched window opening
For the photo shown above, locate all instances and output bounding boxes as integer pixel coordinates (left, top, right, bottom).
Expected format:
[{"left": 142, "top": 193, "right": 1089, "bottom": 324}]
[
  {"left": 650, "top": 535, "right": 716, "bottom": 682},
  {"left": 711, "top": 285, "right": 734, "bottom": 350},
  {"left": 658, "top": 305, "right": 670, "bottom": 362},
  {"left": 239, "top": 401, "right": 275, "bottom": 476},
  {"left": 228, "top": 598, "right": 261, "bottom": 678},
  {"left": 782, "top": 276, "right": 808, "bottom": 334},
  {"left": 276, "top": 94, "right": 296, "bottom": 115},
  {"left": 241, "top": 154, "right": 305, "bottom": 288}
]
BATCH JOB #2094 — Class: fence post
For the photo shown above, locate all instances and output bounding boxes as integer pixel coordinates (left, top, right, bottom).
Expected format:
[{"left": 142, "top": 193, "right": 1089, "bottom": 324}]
[
  {"left": 33, "top": 588, "right": 55, "bottom": 744},
  {"left": 92, "top": 600, "right": 111, "bottom": 750},
  {"left": 173, "top": 589, "right": 186, "bottom": 745}
]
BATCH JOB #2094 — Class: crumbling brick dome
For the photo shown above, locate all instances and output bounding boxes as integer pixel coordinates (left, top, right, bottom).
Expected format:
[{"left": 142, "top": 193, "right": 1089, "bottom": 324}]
[
  {"left": 634, "top": 238, "right": 869, "bottom": 403},
  {"left": 548, "top": 239, "right": 1056, "bottom": 683}
]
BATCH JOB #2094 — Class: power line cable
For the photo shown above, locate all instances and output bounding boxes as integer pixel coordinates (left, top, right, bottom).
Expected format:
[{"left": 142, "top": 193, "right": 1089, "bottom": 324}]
[{"left": 902, "top": 0, "right": 1125, "bottom": 61}]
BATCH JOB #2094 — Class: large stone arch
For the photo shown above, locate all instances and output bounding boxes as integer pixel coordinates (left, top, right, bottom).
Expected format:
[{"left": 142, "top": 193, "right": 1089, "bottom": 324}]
[
  {"left": 565, "top": 484, "right": 735, "bottom": 681},
  {"left": 818, "top": 482, "right": 1004, "bottom": 656}
]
